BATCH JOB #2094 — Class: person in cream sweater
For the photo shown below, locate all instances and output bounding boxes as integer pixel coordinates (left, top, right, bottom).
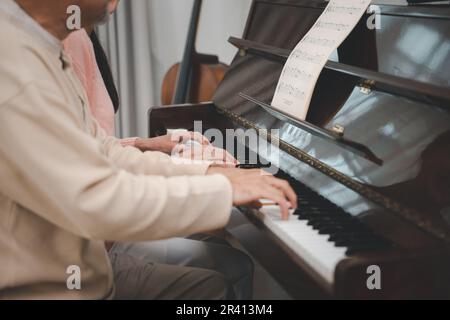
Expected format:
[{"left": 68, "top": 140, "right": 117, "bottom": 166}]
[{"left": 0, "top": 0, "right": 296, "bottom": 299}]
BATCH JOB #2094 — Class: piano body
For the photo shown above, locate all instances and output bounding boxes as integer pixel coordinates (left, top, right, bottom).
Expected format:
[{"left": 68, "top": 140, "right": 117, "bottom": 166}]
[{"left": 149, "top": 0, "right": 450, "bottom": 299}]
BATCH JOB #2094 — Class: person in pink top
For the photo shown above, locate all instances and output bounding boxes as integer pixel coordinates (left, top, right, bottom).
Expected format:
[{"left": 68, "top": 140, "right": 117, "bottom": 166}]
[
  {"left": 63, "top": 19, "right": 235, "bottom": 161},
  {"left": 62, "top": 1, "right": 253, "bottom": 300}
]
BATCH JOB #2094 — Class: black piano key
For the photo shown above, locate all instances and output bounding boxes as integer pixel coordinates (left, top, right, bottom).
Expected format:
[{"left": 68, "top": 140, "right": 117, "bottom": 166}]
[
  {"left": 307, "top": 214, "right": 353, "bottom": 221},
  {"left": 333, "top": 237, "right": 381, "bottom": 247},
  {"left": 346, "top": 244, "right": 388, "bottom": 255},
  {"left": 297, "top": 207, "right": 342, "bottom": 217},
  {"left": 317, "top": 225, "right": 365, "bottom": 235},
  {"left": 308, "top": 221, "right": 358, "bottom": 230},
  {"left": 297, "top": 213, "right": 341, "bottom": 221},
  {"left": 328, "top": 233, "right": 378, "bottom": 243},
  {"left": 306, "top": 216, "right": 354, "bottom": 225},
  {"left": 297, "top": 198, "right": 321, "bottom": 206},
  {"left": 330, "top": 231, "right": 390, "bottom": 249}
]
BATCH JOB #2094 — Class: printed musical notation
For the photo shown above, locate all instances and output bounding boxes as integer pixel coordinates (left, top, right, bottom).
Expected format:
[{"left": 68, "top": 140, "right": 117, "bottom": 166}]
[
  {"left": 277, "top": 83, "right": 305, "bottom": 100},
  {"left": 291, "top": 50, "right": 325, "bottom": 64},
  {"left": 271, "top": 0, "right": 371, "bottom": 121},
  {"left": 303, "top": 35, "right": 336, "bottom": 48},
  {"left": 282, "top": 66, "right": 314, "bottom": 80},
  {"left": 326, "top": 5, "right": 364, "bottom": 15},
  {"left": 315, "top": 21, "right": 351, "bottom": 32}
]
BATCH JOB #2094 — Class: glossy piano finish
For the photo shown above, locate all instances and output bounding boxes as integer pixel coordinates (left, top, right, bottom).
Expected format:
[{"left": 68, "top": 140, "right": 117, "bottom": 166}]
[
  {"left": 213, "top": 0, "right": 450, "bottom": 243},
  {"left": 376, "top": 6, "right": 450, "bottom": 87}
]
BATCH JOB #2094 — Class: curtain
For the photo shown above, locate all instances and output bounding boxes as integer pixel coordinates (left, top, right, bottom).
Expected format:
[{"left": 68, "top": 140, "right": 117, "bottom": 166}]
[{"left": 96, "top": 0, "right": 252, "bottom": 139}]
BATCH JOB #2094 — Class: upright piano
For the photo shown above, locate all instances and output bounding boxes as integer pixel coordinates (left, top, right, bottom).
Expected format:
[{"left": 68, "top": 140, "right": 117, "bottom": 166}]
[{"left": 149, "top": 0, "right": 450, "bottom": 299}]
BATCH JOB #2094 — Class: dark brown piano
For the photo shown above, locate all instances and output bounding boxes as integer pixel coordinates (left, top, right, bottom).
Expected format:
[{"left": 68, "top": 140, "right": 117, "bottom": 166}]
[{"left": 149, "top": 0, "right": 450, "bottom": 299}]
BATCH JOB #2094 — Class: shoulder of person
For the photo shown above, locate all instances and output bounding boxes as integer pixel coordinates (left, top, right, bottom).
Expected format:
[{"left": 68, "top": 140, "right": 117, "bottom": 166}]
[
  {"left": 0, "top": 18, "right": 33, "bottom": 105},
  {"left": 0, "top": 18, "right": 66, "bottom": 108}
]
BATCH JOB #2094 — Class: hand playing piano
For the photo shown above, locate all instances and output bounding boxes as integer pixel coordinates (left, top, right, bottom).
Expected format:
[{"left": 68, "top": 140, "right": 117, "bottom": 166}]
[
  {"left": 174, "top": 143, "right": 238, "bottom": 167},
  {"left": 207, "top": 168, "right": 297, "bottom": 220},
  {"left": 136, "top": 131, "right": 238, "bottom": 167},
  {"left": 135, "top": 131, "right": 210, "bottom": 154}
]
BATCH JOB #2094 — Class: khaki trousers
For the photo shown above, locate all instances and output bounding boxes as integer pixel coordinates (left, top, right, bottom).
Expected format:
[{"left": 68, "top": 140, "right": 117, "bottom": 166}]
[{"left": 109, "top": 238, "right": 253, "bottom": 300}]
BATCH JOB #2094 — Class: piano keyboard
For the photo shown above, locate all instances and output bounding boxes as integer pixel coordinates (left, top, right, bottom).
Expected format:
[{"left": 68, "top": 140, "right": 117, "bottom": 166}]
[{"left": 255, "top": 171, "right": 390, "bottom": 286}]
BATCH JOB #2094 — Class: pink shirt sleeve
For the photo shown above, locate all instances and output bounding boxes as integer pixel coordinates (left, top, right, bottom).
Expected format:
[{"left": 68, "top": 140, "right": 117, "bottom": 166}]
[{"left": 62, "top": 29, "right": 117, "bottom": 138}]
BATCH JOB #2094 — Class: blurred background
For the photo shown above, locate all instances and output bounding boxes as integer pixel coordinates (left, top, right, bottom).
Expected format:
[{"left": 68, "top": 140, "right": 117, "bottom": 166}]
[{"left": 97, "top": 0, "right": 252, "bottom": 139}]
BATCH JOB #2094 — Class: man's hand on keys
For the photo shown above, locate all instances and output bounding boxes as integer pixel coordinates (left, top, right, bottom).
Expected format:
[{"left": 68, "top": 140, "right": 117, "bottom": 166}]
[{"left": 207, "top": 168, "right": 297, "bottom": 220}]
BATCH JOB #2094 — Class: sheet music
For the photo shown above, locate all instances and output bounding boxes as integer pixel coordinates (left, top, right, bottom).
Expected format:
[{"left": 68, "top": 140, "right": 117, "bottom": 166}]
[{"left": 272, "top": 0, "right": 371, "bottom": 120}]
